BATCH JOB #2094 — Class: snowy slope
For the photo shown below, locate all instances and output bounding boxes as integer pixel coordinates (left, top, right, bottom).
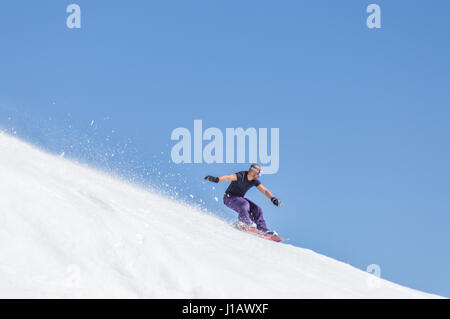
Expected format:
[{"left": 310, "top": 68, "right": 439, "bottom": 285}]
[{"left": 0, "top": 132, "right": 441, "bottom": 298}]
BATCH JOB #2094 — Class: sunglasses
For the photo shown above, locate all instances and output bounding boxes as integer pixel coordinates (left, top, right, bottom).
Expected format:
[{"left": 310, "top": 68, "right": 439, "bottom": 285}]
[{"left": 249, "top": 167, "right": 261, "bottom": 175}]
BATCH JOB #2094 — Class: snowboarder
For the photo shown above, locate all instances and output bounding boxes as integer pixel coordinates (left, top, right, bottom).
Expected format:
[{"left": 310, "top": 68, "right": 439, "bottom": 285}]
[{"left": 204, "top": 164, "right": 282, "bottom": 236}]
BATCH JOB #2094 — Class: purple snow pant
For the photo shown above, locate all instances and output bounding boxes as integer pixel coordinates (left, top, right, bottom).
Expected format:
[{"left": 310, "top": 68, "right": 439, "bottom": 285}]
[{"left": 223, "top": 194, "right": 268, "bottom": 232}]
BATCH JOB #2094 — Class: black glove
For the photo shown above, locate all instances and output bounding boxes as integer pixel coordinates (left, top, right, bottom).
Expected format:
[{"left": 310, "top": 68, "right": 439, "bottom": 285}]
[
  {"left": 204, "top": 175, "right": 219, "bottom": 183},
  {"left": 271, "top": 197, "right": 281, "bottom": 206}
]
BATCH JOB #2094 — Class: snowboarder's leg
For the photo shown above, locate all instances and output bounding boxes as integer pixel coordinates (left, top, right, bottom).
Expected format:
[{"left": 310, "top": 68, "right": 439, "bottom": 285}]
[
  {"left": 223, "top": 194, "right": 252, "bottom": 225},
  {"left": 246, "top": 198, "right": 268, "bottom": 232}
]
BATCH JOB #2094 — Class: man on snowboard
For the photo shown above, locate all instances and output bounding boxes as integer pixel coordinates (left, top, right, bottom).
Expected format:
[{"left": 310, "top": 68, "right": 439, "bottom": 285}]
[{"left": 204, "top": 164, "right": 282, "bottom": 236}]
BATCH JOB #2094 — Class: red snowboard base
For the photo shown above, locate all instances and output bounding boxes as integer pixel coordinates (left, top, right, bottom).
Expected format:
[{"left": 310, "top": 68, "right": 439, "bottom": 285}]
[{"left": 232, "top": 222, "right": 285, "bottom": 242}]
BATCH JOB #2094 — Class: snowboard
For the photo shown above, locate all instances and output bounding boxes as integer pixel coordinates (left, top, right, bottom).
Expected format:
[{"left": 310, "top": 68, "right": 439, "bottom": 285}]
[{"left": 232, "top": 221, "right": 285, "bottom": 242}]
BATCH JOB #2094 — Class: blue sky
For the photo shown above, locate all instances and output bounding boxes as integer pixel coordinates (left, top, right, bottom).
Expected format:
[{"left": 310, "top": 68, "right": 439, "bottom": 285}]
[{"left": 1, "top": 1, "right": 449, "bottom": 297}]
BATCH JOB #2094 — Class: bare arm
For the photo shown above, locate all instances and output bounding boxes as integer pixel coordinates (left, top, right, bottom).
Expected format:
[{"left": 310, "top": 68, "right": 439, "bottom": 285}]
[
  {"left": 257, "top": 184, "right": 274, "bottom": 200},
  {"left": 219, "top": 174, "right": 237, "bottom": 182},
  {"left": 257, "top": 184, "right": 282, "bottom": 206},
  {"left": 204, "top": 174, "right": 237, "bottom": 183}
]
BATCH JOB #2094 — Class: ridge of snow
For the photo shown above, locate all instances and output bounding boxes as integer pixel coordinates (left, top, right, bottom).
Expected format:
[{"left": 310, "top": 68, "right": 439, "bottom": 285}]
[{"left": 0, "top": 132, "right": 442, "bottom": 298}]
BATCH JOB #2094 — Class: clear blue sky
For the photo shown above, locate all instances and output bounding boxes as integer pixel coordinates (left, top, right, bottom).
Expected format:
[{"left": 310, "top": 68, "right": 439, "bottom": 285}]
[{"left": 1, "top": 1, "right": 449, "bottom": 297}]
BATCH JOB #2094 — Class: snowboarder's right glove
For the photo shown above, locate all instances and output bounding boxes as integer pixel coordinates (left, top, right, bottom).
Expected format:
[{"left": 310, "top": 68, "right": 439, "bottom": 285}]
[
  {"left": 271, "top": 197, "right": 281, "bottom": 206},
  {"left": 204, "top": 175, "right": 220, "bottom": 183}
]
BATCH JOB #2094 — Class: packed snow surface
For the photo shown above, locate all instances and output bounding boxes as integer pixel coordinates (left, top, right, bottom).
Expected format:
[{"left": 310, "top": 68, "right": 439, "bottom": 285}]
[{"left": 0, "top": 133, "right": 441, "bottom": 298}]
